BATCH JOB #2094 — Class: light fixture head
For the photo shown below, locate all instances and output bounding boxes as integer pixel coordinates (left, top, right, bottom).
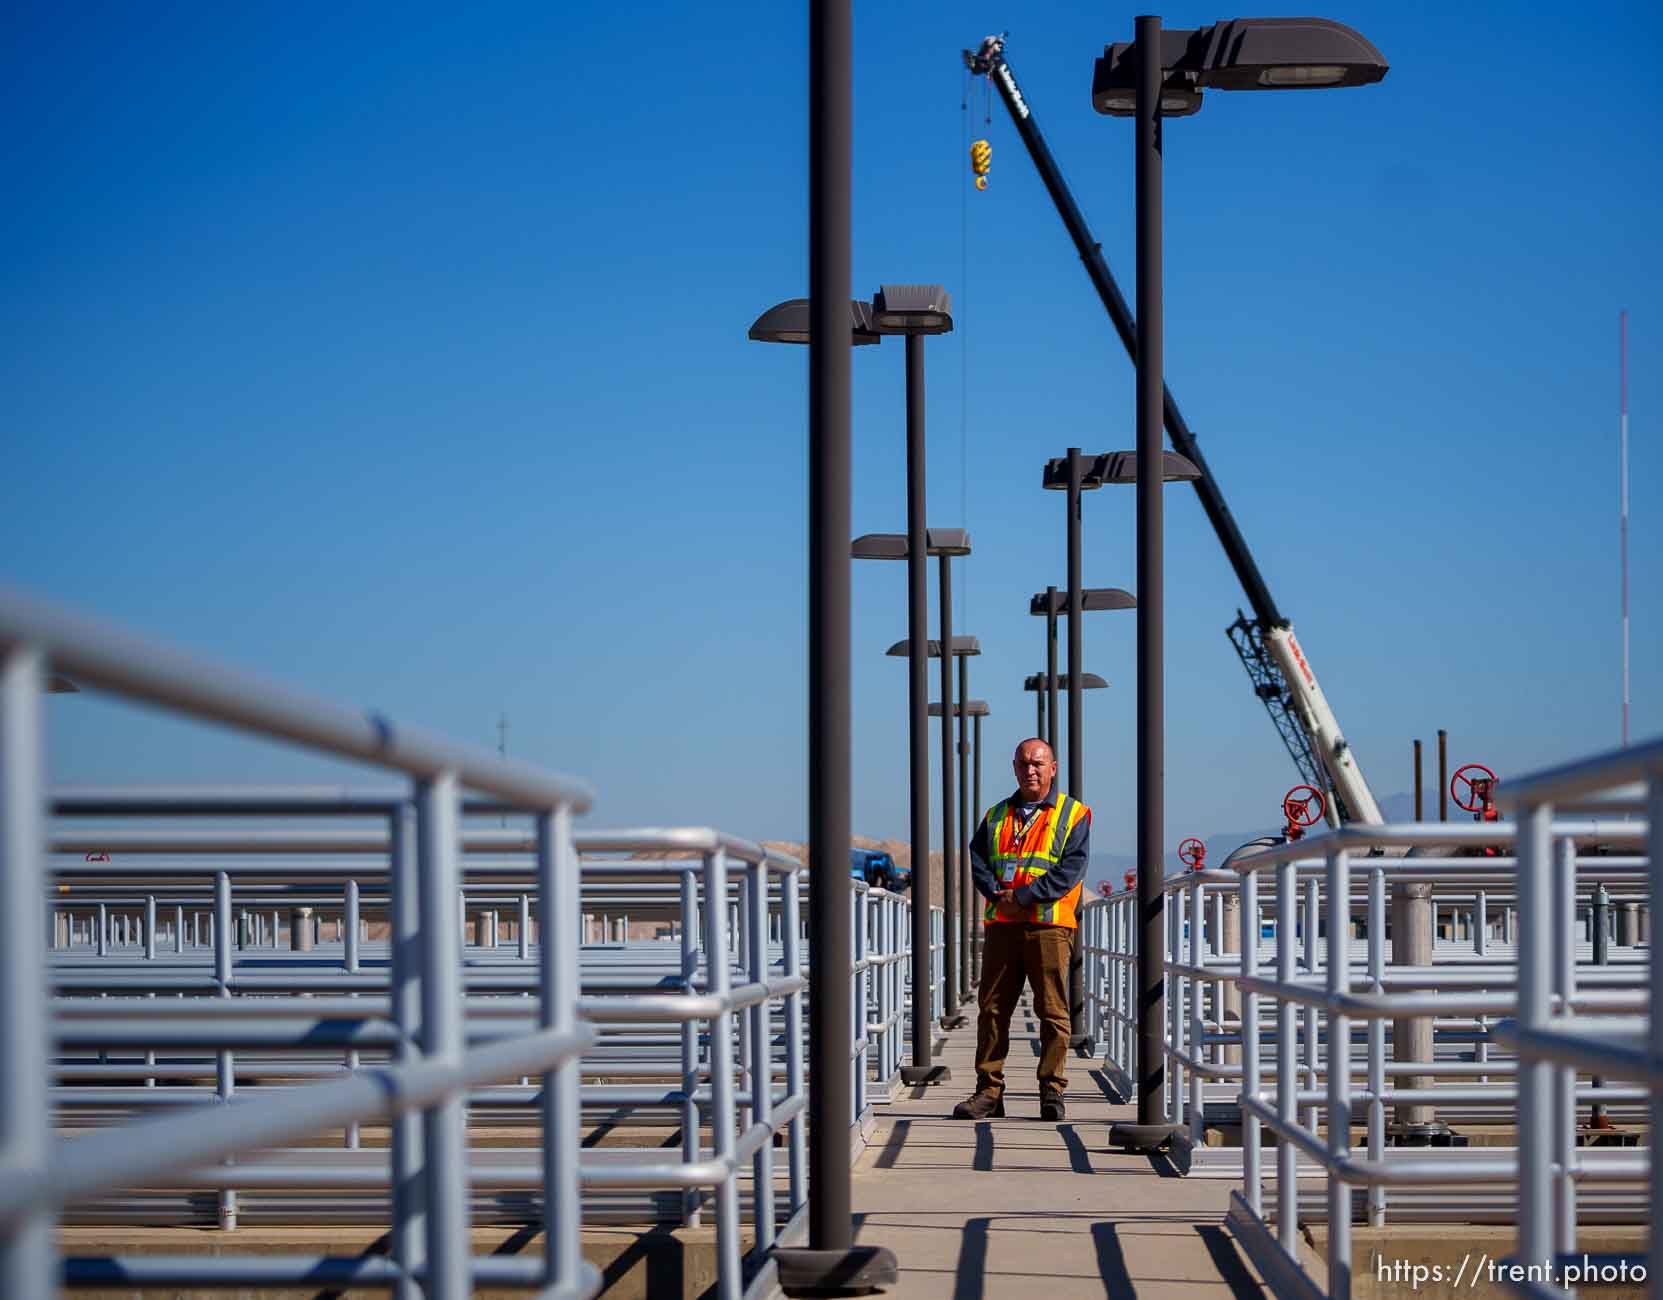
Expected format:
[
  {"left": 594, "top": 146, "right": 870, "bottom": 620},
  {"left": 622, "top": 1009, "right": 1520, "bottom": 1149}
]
[
  {"left": 870, "top": 284, "right": 953, "bottom": 335},
  {"left": 748, "top": 297, "right": 882, "bottom": 345},
  {"left": 1091, "top": 17, "right": 1386, "bottom": 117}
]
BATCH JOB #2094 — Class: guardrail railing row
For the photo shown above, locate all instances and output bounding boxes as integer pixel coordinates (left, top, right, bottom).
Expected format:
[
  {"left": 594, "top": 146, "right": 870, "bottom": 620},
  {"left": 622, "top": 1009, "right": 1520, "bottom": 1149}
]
[
  {"left": 1081, "top": 736, "right": 1661, "bottom": 1300},
  {"left": 4, "top": 588, "right": 933, "bottom": 1300}
]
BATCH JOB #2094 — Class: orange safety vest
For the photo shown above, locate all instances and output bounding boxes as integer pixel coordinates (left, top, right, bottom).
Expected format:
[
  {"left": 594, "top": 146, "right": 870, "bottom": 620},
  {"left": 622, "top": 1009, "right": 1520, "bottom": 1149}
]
[{"left": 981, "top": 792, "right": 1090, "bottom": 929}]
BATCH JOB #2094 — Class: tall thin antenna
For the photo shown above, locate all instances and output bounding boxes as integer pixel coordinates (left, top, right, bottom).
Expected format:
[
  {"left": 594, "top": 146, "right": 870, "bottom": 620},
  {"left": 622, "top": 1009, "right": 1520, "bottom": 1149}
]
[{"left": 1621, "top": 309, "right": 1630, "bottom": 747}]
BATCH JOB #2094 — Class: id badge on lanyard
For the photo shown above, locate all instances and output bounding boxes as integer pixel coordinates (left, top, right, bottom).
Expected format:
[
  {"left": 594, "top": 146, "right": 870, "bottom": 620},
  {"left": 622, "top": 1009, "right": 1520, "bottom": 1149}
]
[{"left": 1001, "top": 807, "right": 1045, "bottom": 885}]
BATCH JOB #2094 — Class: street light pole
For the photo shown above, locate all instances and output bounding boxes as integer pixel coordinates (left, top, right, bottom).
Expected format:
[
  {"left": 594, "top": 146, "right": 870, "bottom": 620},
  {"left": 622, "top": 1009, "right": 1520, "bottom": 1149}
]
[
  {"left": 904, "top": 334, "right": 936, "bottom": 1067},
  {"left": 807, "top": 0, "right": 853, "bottom": 1249},
  {"left": 957, "top": 649, "right": 972, "bottom": 997},
  {"left": 1046, "top": 584, "right": 1060, "bottom": 754},
  {"left": 1066, "top": 448, "right": 1085, "bottom": 795},
  {"left": 937, "top": 551, "right": 962, "bottom": 1026},
  {"left": 1132, "top": 9, "right": 1167, "bottom": 1139}
]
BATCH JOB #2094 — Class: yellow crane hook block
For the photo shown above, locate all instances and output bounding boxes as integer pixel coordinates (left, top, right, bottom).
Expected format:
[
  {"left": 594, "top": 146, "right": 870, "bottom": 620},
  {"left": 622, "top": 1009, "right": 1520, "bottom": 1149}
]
[{"left": 970, "top": 138, "right": 991, "bottom": 190}]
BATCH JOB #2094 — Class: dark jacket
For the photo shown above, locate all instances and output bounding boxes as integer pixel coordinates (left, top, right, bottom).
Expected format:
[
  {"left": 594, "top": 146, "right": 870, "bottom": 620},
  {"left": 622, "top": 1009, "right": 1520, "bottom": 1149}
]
[{"left": 969, "top": 785, "right": 1092, "bottom": 908}]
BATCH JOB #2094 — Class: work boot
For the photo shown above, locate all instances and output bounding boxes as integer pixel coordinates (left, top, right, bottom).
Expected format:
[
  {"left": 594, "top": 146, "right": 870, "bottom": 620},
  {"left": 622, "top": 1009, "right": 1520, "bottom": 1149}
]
[
  {"left": 1039, "top": 1092, "right": 1066, "bottom": 1122},
  {"left": 952, "top": 1091, "right": 1005, "bottom": 1120}
]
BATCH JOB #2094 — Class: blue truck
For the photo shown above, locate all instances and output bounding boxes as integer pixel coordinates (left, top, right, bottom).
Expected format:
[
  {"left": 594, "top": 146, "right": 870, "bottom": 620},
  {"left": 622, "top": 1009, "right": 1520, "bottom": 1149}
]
[{"left": 850, "top": 847, "right": 910, "bottom": 892}]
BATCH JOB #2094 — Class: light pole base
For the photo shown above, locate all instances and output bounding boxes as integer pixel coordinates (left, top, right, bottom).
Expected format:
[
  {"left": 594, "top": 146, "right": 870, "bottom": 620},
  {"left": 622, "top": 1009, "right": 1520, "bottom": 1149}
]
[
  {"left": 775, "top": 1245, "right": 898, "bottom": 1296},
  {"left": 1108, "top": 1122, "right": 1181, "bottom": 1153},
  {"left": 899, "top": 1063, "right": 952, "bottom": 1086},
  {"left": 939, "top": 1014, "right": 968, "bottom": 1030}
]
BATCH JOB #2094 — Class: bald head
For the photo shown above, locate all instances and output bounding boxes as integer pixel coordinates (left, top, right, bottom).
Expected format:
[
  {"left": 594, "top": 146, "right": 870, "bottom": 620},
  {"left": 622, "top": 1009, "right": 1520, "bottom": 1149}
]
[{"left": 1012, "top": 737, "right": 1057, "bottom": 802}]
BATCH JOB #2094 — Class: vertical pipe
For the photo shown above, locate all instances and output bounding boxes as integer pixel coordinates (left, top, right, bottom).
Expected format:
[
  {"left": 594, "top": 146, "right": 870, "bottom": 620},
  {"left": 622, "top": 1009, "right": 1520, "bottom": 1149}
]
[
  {"left": 1367, "top": 864, "right": 1386, "bottom": 1227},
  {"left": 1516, "top": 801, "right": 1554, "bottom": 1284},
  {"left": 1168, "top": 886, "right": 1183, "bottom": 1124},
  {"left": 782, "top": 864, "right": 807, "bottom": 1217},
  {"left": 972, "top": 711, "right": 983, "bottom": 983},
  {"left": 537, "top": 806, "right": 584, "bottom": 1298},
  {"left": 344, "top": 877, "right": 362, "bottom": 1151},
  {"left": 1241, "top": 869, "right": 1261, "bottom": 1215},
  {"left": 1302, "top": 878, "right": 1318, "bottom": 1131},
  {"left": 703, "top": 849, "right": 743, "bottom": 1294},
  {"left": 1437, "top": 729, "right": 1448, "bottom": 822},
  {"left": 938, "top": 555, "right": 959, "bottom": 1019},
  {"left": 518, "top": 893, "right": 530, "bottom": 961},
  {"left": 904, "top": 333, "right": 932, "bottom": 1077},
  {"left": 1187, "top": 879, "right": 1204, "bottom": 1143},
  {"left": 1133, "top": 13, "right": 1166, "bottom": 1129},
  {"left": 1046, "top": 585, "right": 1059, "bottom": 756},
  {"left": 174, "top": 904, "right": 184, "bottom": 954},
  {"left": 1066, "top": 449, "right": 1084, "bottom": 795},
  {"left": 0, "top": 646, "right": 53, "bottom": 1300},
  {"left": 146, "top": 894, "right": 157, "bottom": 960},
  {"left": 96, "top": 901, "right": 107, "bottom": 957},
  {"left": 1276, "top": 856, "right": 1298, "bottom": 1253},
  {"left": 1646, "top": 778, "right": 1662, "bottom": 1297},
  {"left": 1553, "top": 838, "right": 1579, "bottom": 1255},
  {"left": 213, "top": 870, "right": 237, "bottom": 1232},
  {"left": 679, "top": 866, "right": 702, "bottom": 1225},
  {"left": 1326, "top": 849, "right": 1353, "bottom": 1300},
  {"left": 1413, "top": 739, "right": 1423, "bottom": 821},
  {"left": 1036, "top": 687, "right": 1043, "bottom": 738},
  {"left": 416, "top": 773, "right": 469, "bottom": 1300},
  {"left": 958, "top": 655, "right": 971, "bottom": 999}
]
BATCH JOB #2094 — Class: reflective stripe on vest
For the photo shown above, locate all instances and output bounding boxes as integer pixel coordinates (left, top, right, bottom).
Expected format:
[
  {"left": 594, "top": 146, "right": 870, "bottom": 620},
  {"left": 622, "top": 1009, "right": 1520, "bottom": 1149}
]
[{"left": 982, "top": 793, "right": 1088, "bottom": 928}]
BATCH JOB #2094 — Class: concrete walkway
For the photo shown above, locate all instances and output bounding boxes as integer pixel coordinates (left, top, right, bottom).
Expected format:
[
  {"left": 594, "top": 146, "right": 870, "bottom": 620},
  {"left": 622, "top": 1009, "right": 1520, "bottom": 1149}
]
[{"left": 852, "top": 997, "right": 1267, "bottom": 1300}]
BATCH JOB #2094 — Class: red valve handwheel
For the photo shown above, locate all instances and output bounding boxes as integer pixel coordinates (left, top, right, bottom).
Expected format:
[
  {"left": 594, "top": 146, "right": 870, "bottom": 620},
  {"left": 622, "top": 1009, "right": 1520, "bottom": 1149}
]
[
  {"left": 1178, "top": 837, "right": 1206, "bottom": 869},
  {"left": 1282, "top": 785, "right": 1326, "bottom": 828},
  {"left": 1450, "top": 763, "right": 1497, "bottom": 813},
  {"left": 1124, "top": 869, "right": 1137, "bottom": 891}
]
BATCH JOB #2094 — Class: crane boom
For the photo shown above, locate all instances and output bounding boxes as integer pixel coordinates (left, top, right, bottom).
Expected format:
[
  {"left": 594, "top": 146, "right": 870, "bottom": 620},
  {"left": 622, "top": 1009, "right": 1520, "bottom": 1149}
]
[{"left": 966, "top": 33, "right": 1383, "bottom": 825}]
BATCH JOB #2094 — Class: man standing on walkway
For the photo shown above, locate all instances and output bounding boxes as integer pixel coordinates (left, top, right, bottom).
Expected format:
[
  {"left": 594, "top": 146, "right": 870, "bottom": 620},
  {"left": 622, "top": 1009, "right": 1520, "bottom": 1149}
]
[{"left": 954, "top": 738, "right": 1090, "bottom": 1122}]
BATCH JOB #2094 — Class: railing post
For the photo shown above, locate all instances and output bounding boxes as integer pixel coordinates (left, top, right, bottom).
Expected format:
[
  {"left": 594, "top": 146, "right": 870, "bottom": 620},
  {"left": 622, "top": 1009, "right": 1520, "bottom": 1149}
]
[
  {"left": 1366, "top": 863, "right": 1385, "bottom": 1228},
  {"left": 1276, "top": 855, "right": 1298, "bottom": 1254},
  {"left": 213, "top": 869, "right": 237, "bottom": 1231},
  {"left": 345, "top": 876, "right": 361, "bottom": 1151},
  {"left": 679, "top": 865, "right": 703, "bottom": 1226},
  {"left": 1301, "top": 877, "right": 1318, "bottom": 1132},
  {"left": 1326, "top": 848, "right": 1352, "bottom": 1300},
  {"left": 0, "top": 646, "right": 55, "bottom": 1299},
  {"left": 748, "top": 856, "right": 777, "bottom": 1250},
  {"left": 537, "top": 806, "right": 584, "bottom": 1297},
  {"left": 1552, "top": 837, "right": 1579, "bottom": 1258},
  {"left": 1516, "top": 801, "right": 1555, "bottom": 1287},
  {"left": 390, "top": 804, "right": 425, "bottom": 1300},
  {"left": 782, "top": 863, "right": 807, "bottom": 1216},
  {"left": 1648, "top": 775, "right": 1663, "bottom": 1300},
  {"left": 1188, "top": 877, "right": 1204, "bottom": 1144},
  {"left": 702, "top": 848, "right": 742, "bottom": 1299},
  {"left": 416, "top": 773, "right": 469, "bottom": 1300}
]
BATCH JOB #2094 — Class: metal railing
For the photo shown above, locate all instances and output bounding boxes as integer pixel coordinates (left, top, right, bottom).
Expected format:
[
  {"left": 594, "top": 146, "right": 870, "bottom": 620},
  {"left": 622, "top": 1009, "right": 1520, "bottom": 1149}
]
[
  {"left": 1080, "top": 735, "right": 1660, "bottom": 1300},
  {"left": 6, "top": 586, "right": 936, "bottom": 1299},
  {"left": 1, "top": 590, "right": 598, "bottom": 1299}
]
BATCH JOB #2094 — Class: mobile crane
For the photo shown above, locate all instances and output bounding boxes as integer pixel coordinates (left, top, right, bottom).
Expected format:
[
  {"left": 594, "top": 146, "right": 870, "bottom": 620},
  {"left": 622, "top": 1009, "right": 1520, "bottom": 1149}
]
[{"left": 964, "top": 32, "right": 1383, "bottom": 827}]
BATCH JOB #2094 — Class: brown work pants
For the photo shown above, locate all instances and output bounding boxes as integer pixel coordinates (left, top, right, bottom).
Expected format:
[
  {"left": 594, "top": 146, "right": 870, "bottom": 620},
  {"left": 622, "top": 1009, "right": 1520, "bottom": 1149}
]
[{"left": 974, "top": 921, "right": 1073, "bottom": 1099}]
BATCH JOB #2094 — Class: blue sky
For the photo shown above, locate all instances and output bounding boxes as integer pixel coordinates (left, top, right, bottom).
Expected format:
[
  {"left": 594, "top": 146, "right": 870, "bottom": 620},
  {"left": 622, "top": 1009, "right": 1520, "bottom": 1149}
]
[{"left": 4, "top": 1, "right": 1659, "bottom": 869}]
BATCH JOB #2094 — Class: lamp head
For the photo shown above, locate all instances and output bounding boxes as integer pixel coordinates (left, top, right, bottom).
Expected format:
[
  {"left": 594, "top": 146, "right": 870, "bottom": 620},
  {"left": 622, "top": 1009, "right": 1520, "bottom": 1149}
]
[
  {"left": 1092, "top": 18, "right": 1387, "bottom": 118},
  {"left": 870, "top": 284, "right": 953, "bottom": 335}
]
